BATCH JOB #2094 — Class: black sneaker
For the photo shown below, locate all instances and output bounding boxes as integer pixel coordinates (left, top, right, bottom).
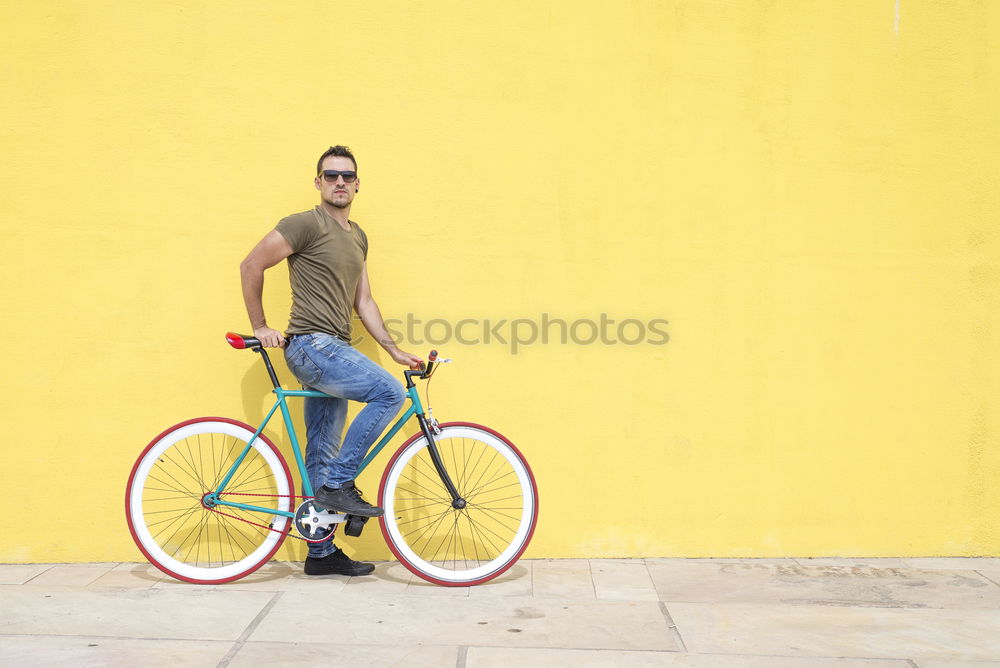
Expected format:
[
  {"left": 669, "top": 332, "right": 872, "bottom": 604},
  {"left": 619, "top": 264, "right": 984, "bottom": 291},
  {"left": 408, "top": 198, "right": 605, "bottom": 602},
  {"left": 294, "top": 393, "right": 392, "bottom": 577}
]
[
  {"left": 314, "top": 483, "right": 384, "bottom": 517},
  {"left": 304, "top": 548, "right": 375, "bottom": 576}
]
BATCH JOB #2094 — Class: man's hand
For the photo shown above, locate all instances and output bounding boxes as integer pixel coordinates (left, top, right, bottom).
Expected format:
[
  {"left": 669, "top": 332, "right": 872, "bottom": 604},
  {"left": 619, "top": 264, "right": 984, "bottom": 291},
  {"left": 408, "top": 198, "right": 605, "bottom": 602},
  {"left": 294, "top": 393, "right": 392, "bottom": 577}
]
[
  {"left": 254, "top": 326, "right": 286, "bottom": 348},
  {"left": 389, "top": 348, "right": 423, "bottom": 369}
]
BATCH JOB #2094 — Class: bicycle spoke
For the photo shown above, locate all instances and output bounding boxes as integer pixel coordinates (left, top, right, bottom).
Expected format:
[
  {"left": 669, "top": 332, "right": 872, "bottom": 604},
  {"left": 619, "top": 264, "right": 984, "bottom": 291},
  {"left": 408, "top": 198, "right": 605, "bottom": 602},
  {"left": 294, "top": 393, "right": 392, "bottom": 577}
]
[
  {"left": 150, "top": 459, "right": 207, "bottom": 499},
  {"left": 141, "top": 488, "right": 201, "bottom": 500},
  {"left": 178, "top": 436, "right": 204, "bottom": 490},
  {"left": 462, "top": 458, "right": 511, "bottom": 500},
  {"left": 213, "top": 433, "right": 228, "bottom": 493},
  {"left": 463, "top": 508, "right": 484, "bottom": 565},
  {"left": 142, "top": 506, "right": 205, "bottom": 516},
  {"left": 394, "top": 508, "right": 452, "bottom": 527},
  {"left": 466, "top": 479, "right": 522, "bottom": 504},
  {"left": 462, "top": 508, "right": 516, "bottom": 546},
  {"left": 146, "top": 505, "right": 202, "bottom": 533},
  {"left": 397, "top": 473, "right": 450, "bottom": 502},
  {"left": 208, "top": 433, "right": 243, "bottom": 492},
  {"left": 467, "top": 507, "right": 523, "bottom": 523},
  {"left": 390, "top": 499, "right": 451, "bottom": 514},
  {"left": 146, "top": 467, "right": 200, "bottom": 496},
  {"left": 463, "top": 449, "right": 501, "bottom": 502},
  {"left": 214, "top": 513, "right": 257, "bottom": 563},
  {"left": 403, "top": 456, "right": 450, "bottom": 494},
  {"left": 428, "top": 513, "right": 461, "bottom": 564},
  {"left": 401, "top": 506, "right": 454, "bottom": 548},
  {"left": 227, "top": 456, "right": 270, "bottom": 492},
  {"left": 458, "top": 442, "right": 490, "bottom": 495},
  {"left": 462, "top": 509, "right": 500, "bottom": 562}
]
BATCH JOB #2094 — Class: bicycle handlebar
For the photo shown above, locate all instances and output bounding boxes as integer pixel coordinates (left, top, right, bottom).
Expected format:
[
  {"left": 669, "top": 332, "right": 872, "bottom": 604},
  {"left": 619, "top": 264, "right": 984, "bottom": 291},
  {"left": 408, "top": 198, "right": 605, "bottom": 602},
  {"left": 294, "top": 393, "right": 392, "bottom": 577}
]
[{"left": 404, "top": 349, "right": 440, "bottom": 387}]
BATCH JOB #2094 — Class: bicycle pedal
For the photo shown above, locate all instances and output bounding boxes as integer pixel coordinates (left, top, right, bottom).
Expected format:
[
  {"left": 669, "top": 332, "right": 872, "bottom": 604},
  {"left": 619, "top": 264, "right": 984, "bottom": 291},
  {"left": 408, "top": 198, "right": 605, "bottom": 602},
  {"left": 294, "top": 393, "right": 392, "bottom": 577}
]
[{"left": 343, "top": 514, "right": 370, "bottom": 537}]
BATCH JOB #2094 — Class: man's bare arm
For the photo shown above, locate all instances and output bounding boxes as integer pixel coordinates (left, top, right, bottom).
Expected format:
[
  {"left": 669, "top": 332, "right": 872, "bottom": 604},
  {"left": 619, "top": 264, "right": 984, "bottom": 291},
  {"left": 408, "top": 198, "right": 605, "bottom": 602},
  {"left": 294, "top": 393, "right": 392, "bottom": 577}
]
[
  {"left": 239, "top": 230, "right": 294, "bottom": 348},
  {"left": 354, "top": 262, "right": 423, "bottom": 368}
]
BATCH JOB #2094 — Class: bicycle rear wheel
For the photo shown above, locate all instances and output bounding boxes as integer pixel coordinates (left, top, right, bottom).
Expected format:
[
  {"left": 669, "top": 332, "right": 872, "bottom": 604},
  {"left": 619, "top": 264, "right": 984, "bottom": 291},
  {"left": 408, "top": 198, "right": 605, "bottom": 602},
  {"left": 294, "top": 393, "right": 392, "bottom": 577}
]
[
  {"left": 125, "top": 417, "right": 293, "bottom": 584},
  {"left": 379, "top": 422, "right": 538, "bottom": 586}
]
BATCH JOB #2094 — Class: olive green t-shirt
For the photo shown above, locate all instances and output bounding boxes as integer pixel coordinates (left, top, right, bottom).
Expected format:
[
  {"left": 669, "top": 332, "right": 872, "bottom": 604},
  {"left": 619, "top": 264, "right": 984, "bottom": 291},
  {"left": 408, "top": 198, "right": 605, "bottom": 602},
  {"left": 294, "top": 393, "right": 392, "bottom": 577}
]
[{"left": 275, "top": 206, "right": 368, "bottom": 342}]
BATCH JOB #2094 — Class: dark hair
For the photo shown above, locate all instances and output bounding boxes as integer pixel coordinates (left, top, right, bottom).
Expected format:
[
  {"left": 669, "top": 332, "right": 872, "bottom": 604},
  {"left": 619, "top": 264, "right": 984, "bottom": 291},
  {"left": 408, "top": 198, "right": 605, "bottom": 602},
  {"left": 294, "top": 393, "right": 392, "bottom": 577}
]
[{"left": 316, "top": 145, "right": 358, "bottom": 174}]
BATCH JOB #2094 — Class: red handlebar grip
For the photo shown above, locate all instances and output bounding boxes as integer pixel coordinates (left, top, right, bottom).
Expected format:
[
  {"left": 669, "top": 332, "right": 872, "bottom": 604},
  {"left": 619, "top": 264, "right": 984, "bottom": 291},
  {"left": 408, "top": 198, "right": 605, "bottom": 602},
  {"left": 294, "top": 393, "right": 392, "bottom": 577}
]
[{"left": 428, "top": 350, "right": 438, "bottom": 362}]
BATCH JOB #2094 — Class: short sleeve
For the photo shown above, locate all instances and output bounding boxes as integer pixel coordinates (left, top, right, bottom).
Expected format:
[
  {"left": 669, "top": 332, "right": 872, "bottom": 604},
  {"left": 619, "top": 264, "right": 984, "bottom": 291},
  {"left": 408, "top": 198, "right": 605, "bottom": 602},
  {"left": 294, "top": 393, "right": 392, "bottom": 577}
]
[{"left": 275, "top": 212, "right": 319, "bottom": 253}]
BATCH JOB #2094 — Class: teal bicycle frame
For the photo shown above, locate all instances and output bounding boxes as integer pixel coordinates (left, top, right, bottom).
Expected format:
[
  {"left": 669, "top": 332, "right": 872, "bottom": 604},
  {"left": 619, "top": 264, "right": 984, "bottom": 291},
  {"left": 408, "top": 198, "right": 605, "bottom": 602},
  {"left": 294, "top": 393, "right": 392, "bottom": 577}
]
[{"left": 203, "top": 383, "right": 426, "bottom": 520}]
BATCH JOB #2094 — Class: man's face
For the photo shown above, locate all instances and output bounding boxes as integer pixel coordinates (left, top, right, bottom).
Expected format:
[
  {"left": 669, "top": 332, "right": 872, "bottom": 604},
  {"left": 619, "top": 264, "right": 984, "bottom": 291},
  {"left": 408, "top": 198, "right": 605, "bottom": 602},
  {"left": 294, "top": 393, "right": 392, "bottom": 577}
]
[{"left": 315, "top": 155, "right": 359, "bottom": 209}]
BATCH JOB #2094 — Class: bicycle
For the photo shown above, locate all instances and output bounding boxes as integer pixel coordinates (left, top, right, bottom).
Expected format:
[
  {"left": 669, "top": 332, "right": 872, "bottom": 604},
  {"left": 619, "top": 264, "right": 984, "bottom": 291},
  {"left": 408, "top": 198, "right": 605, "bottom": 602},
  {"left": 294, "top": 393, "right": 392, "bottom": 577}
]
[{"left": 125, "top": 332, "right": 539, "bottom": 586}]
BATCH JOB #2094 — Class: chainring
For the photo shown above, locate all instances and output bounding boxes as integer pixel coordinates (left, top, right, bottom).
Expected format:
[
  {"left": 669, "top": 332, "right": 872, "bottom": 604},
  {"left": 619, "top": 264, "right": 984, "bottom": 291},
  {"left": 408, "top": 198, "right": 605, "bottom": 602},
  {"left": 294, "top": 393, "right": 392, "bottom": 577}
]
[{"left": 293, "top": 500, "right": 346, "bottom": 541}]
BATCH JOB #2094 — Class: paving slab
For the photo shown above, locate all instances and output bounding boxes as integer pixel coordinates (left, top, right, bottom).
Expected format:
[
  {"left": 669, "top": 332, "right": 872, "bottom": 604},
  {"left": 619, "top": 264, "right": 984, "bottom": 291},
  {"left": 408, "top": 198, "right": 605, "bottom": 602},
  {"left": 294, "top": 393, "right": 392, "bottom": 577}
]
[
  {"left": 978, "top": 570, "right": 1000, "bottom": 587},
  {"left": 532, "top": 559, "right": 596, "bottom": 600},
  {"left": 647, "top": 560, "right": 1000, "bottom": 608},
  {"left": 794, "top": 558, "right": 910, "bottom": 569},
  {"left": 151, "top": 576, "right": 202, "bottom": 590},
  {"left": 0, "top": 564, "right": 53, "bottom": 585},
  {"left": 25, "top": 564, "right": 116, "bottom": 587},
  {"left": 212, "top": 561, "right": 349, "bottom": 593},
  {"left": 914, "top": 661, "right": 1000, "bottom": 668},
  {"left": 468, "top": 562, "right": 533, "bottom": 598},
  {"left": 0, "top": 635, "right": 231, "bottom": 667},
  {"left": 668, "top": 601, "right": 1000, "bottom": 661},
  {"left": 4, "top": 558, "right": 1000, "bottom": 664},
  {"left": 466, "top": 647, "right": 912, "bottom": 667},
  {"left": 217, "top": 572, "right": 349, "bottom": 593},
  {"left": 590, "top": 559, "right": 659, "bottom": 601},
  {"left": 0, "top": 586, "right": 274, "bottom": 641},
  {"left": 903, "top": 558, "right": 1000, "bottom": 570},
  {"left": 251, "top": 591, "right": 678, "bottom": 651},
  {"left": 87, "top": 563, "right": 164, "bottom": 589},
  {"left": 405, "top": 579, "right": 471, "bottom": 597},
  {"left": 647, "top": 559, "right": 805, "bottom": 566},
  {"left": 231, "top": 641, "right": 458, "bottom": 667},
  {"left": 340, "top": 561, "right": 413, "bottom": 593}
]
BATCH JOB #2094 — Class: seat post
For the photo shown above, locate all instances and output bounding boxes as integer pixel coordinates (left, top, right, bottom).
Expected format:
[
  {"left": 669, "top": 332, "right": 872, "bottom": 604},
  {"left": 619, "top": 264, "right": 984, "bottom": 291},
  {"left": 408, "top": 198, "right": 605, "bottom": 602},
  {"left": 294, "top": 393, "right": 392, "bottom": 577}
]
[{"left": 254, "top": 347, "right": 282, "bottom": 389}]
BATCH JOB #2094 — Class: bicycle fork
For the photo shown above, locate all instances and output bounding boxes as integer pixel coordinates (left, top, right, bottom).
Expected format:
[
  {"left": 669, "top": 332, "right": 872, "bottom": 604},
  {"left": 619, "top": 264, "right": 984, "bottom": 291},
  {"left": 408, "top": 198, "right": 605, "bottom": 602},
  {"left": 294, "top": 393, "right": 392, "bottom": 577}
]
[
  {"left": 415, "top": 413, "right": 467, "bottom": 509},
  {"left": 402, "top": 359, "right": 466, "bottom": 510}
]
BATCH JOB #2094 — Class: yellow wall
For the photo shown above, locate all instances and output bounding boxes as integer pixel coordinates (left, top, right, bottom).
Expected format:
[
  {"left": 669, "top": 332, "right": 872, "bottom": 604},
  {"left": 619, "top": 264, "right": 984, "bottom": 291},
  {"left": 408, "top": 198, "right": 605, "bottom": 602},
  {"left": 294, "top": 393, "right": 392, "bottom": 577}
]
[{"left": 2, "top": 1, "right": 998, "bottom": 562}]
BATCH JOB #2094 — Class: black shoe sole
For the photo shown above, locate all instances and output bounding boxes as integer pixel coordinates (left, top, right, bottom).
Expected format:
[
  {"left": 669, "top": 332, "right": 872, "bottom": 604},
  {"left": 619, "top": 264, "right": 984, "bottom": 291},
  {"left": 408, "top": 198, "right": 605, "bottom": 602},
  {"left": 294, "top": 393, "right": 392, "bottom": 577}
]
[
  {"left": 313, "top": 494, "right": 384, "bottom": 517},
  {"left": 313, "top": 503, "right": 384, "bottom": 518},
  {"left": 304, "top": 563, "right": 376, "bottom": 577}
]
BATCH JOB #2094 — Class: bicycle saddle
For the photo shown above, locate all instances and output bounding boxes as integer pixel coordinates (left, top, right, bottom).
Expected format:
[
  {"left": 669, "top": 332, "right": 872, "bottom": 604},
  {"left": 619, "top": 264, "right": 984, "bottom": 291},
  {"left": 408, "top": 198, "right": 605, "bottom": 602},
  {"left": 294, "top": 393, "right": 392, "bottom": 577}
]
[{"left": 225, "top": 332, "right": 261, "bottom": 350}]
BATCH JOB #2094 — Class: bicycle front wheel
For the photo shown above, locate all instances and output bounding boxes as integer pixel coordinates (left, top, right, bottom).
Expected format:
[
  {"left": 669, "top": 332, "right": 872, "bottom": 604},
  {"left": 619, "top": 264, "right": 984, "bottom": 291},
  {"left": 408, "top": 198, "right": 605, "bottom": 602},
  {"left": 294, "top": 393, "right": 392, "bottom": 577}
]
[
  {"left": 125, "top": 417, "right": 294, "bottom": 584},
  {"left": 379, "top": 422, "right": 538, "bottom": 586}
]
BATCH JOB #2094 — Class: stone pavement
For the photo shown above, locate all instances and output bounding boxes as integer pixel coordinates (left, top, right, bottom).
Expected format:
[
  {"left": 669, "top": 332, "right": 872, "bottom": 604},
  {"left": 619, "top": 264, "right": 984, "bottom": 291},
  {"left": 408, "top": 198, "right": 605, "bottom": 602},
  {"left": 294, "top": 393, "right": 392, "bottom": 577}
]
[{"left": 2, "top": 558, "right": 1000, "bottom": 667}]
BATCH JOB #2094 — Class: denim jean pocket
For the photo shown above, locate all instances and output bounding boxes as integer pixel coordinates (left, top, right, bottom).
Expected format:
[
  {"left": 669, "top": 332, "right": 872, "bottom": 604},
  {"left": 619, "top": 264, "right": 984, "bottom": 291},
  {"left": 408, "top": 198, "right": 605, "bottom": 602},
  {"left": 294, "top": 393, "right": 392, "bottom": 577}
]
[{"left": 285, "top": 344, "right": 322, "bottom": 386}]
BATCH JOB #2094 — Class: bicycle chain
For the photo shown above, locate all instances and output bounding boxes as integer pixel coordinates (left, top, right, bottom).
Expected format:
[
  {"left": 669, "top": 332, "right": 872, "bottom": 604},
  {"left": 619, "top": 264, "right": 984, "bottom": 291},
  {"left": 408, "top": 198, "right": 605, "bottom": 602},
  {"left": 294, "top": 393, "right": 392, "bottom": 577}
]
[{"left": 206, "top": 492, "right": 335, "bottom": 544}]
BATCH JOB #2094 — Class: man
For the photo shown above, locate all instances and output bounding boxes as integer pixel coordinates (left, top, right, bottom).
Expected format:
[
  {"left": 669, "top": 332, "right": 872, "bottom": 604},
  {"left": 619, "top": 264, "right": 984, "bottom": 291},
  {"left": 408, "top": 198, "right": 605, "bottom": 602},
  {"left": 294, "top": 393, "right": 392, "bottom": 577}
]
[{"left": 239, "top": 145, "right": 422, "bottom": 576}]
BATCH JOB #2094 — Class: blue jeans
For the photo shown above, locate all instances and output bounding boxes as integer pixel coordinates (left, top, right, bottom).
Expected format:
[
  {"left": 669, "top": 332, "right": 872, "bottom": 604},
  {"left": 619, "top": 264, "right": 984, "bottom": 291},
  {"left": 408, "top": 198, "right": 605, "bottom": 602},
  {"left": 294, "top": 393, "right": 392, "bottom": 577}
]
[{"left": 284, "top": 333, "right": 406, "bottom": 558}]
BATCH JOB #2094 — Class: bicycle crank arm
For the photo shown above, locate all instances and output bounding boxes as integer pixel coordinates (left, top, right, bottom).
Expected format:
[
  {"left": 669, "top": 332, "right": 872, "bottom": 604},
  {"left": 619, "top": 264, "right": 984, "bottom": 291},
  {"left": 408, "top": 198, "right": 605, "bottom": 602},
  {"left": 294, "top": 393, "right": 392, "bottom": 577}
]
[{"left": 294, "top": 500, "right": 347, "bottom": 540}]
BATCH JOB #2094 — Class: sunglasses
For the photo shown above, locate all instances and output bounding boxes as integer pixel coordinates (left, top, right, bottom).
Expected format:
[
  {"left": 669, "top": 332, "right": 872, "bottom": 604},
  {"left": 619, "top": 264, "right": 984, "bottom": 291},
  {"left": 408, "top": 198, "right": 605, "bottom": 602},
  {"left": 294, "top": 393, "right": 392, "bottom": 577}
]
[{"left": 319, "top": 170, "right": 358, "bottom": 183}]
